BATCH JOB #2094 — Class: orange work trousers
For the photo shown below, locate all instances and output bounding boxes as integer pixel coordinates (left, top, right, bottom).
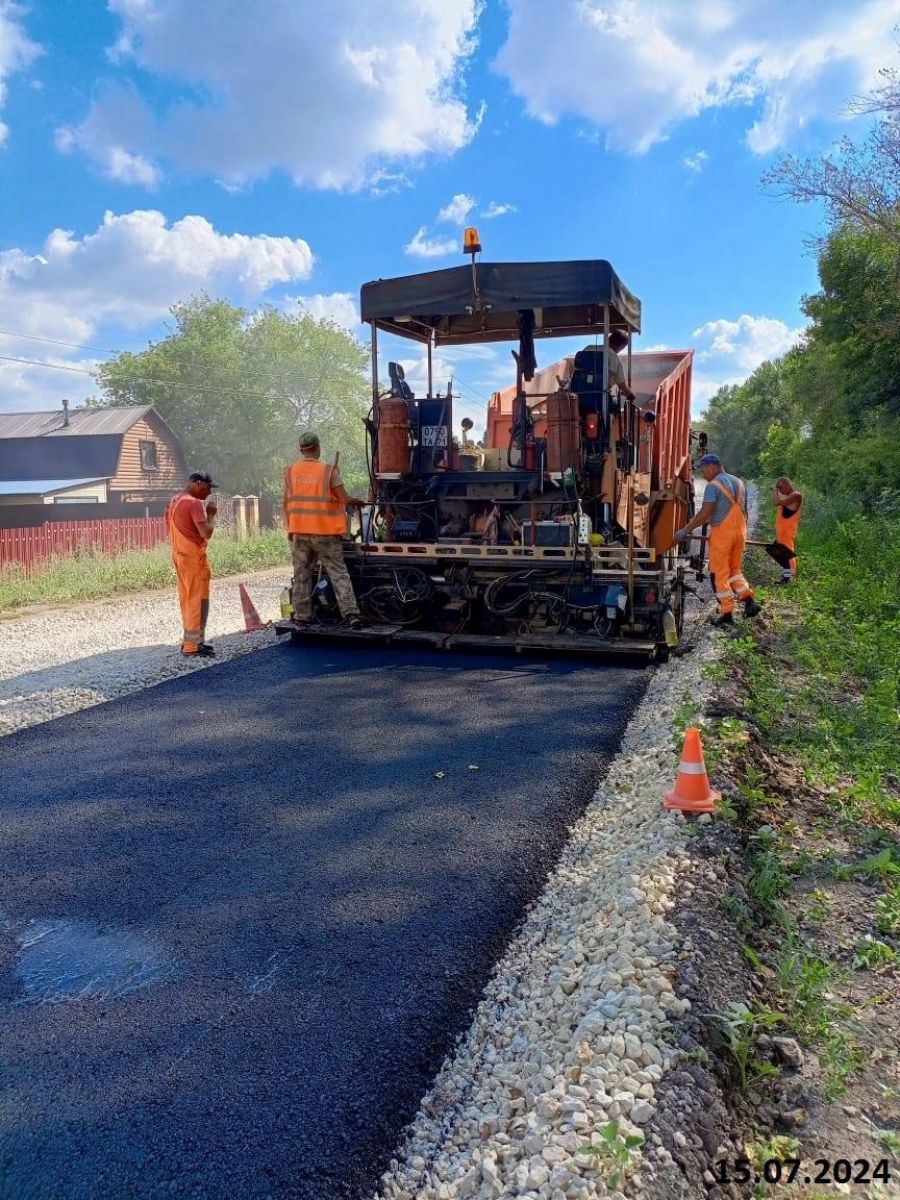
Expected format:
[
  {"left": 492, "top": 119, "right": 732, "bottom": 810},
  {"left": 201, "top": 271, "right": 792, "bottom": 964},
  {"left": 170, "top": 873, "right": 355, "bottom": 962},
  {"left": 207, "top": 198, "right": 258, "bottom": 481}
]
[
  {"left": 708, "top": 504, "right": 754, "bottom": 615},
  {"left": 172, "top": 540, "right": 211, "bottom": 653},
  {"left": 775, "top": 504, "right": 801, "bottom": 580}
]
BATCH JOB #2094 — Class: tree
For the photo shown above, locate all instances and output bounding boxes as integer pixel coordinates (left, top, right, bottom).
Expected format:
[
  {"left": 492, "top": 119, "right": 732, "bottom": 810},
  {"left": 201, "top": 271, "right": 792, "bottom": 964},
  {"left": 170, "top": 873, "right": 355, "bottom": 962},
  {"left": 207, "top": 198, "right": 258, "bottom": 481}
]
[
  {"left": 704, "top": 225, "right": 900, "bottom": 509},
  {"left": 764, "top": 58, "right": 900, "bottom": 249},
  {"left": 95, "top": 295, "right": 370, "bottom": 498},
  {"left": 803, "top": 228, "right": 900, "bottom": 419},
  {"left": 702, "top": 359, "right": 794, "bottom": 478}
]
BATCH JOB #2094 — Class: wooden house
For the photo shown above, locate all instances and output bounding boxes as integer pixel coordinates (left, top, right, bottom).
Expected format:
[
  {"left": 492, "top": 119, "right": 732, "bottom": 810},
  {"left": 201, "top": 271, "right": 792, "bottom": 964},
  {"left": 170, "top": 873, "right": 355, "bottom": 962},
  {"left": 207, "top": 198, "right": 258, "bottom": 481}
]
[{"left": 0, "top": 404, "right": 189, "bottom": 511}]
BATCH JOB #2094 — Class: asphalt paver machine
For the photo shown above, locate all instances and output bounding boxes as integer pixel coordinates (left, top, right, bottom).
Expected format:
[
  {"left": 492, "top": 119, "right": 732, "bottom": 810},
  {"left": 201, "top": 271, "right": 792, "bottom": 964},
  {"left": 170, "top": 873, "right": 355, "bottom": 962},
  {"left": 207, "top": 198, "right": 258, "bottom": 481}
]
[{"left": 278, "top": 234, "right": 696, "bottom": 659}]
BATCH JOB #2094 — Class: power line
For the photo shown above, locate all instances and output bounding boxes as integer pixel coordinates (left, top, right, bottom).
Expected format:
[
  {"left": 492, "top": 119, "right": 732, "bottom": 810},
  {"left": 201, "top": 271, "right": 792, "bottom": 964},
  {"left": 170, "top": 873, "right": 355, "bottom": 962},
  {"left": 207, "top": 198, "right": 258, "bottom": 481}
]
[
  {"left": 0, "top": 326, "right": 499, "bottom": 411},
  {"left": 0, "top": 352, "right": 361, "bottom": 407},
  {"left": 1, "top": 352, "right": 496, "bottom": 451},
  {"left": 0, "top": 354, "right": 96, "bottom": 376},
  {"left": 0, "top": 329, "right": 120, "bottom": 357},
  {"left": 0, "top": 349, "right": 498, "bottom": 425}
]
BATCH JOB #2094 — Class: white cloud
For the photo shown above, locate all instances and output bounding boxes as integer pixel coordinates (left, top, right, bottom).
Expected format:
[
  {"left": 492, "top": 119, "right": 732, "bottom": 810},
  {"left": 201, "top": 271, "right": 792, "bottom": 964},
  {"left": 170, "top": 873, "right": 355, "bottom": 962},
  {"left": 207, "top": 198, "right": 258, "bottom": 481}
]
[
  {"left": 438, "top": 193, "right": 477, "bottom": 224},
  {"left": 411, "top": 193, "right": 517, "bottom": 257},
  {"left": 0, "top": 210, "right": 315, "bottom": 409},
  {"left": 682, "top": 150, "right": 708, "bottom": 173},
  {"left": 404, "top": 225, "right": 459, "bottom": 259},
  {"left": 284, "top": 292, "right": 362, "bottom": 331},
  {"left": 481, "top": 200, "right": 517, "bottom": 218},
  {"left": 0, "top": 353, "right": 102, "bottom": 412},
  {"left": 0, "top": 1, "right": 40, "bottom": 147},
  {"left": 59, "top": 0, "right": 481, "bottom": 190},
  {"left": 691, "top": 313, "right": 805, "bottom": 408},
  {"left": 106, "top": 145, "right": 162, "bottom": 187},
  {"left": 694, "top": 314, "right": 805, "bottom": 371},
  {"left": 57, "top": 128, "right": 164, "bottom": 186},
  {"left": 495, "top": 0, "right": 898, "bottom": 155}
]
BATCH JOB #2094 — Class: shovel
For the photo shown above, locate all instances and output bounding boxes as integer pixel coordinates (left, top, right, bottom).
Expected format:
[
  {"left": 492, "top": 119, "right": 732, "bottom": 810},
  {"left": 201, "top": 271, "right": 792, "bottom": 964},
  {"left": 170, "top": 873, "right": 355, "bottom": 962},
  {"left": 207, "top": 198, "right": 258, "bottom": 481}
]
[
  {"left": 747, "top": 538, "right": 797, "bottom": 568},
  {"left": 667, "top": 534, "right": 796, "bottom": 568}
]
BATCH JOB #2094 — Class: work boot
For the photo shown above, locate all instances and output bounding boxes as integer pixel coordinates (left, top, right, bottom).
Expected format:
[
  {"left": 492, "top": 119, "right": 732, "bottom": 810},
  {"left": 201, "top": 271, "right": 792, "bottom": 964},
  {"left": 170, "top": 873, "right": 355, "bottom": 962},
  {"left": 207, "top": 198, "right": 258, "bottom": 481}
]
[
  {"left": 710, "top": 612, "right": 735, "bottom": 629},
  {"left": 181, "top": 644, "right": 215, "bottom": 658},
  {"left": 199, "top": 643, "right": 216, "bottom": 656},
  {"left": 743, "top": 597, "right": 762, "bottom": 618},
  {"left": 344, "top": 614, "right": 369, "bottom": 630}
]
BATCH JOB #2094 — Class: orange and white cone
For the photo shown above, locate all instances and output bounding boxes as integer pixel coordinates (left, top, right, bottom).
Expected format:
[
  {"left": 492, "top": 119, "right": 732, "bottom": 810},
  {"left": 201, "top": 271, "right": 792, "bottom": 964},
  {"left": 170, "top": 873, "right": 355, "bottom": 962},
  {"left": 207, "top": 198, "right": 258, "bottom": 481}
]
[
  {"left": 239, "top": 583, "right": 269, "bottom": 632},
  {"left": 664, "top": 726, "right": 720, "bottom": 813}
]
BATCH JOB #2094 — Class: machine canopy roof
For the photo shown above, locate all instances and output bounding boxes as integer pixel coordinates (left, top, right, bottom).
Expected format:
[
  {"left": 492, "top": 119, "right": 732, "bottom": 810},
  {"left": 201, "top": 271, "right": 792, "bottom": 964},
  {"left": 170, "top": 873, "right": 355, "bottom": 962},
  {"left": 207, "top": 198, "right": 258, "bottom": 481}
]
[{"left": 360, "top": 260, "right": 640, "bottom": 345}]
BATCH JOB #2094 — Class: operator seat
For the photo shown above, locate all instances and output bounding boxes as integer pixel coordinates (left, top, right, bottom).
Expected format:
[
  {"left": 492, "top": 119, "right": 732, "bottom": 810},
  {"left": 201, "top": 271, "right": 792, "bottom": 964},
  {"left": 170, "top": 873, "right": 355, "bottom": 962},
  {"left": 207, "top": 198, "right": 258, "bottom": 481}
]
[
  {"left": 389, "top": 361, "right": 414, "bottom": 400},
  {"left": 569, "top": 346, "right": 618, "bottom": 414}
]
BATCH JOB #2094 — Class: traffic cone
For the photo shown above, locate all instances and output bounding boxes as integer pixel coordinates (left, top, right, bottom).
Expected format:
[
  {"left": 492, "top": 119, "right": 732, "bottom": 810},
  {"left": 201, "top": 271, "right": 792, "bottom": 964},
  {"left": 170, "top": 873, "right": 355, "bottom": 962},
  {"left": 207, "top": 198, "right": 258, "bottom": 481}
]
[
  {"left": 664, "top": 727, "right": 720, "bottom": 813},
  {"left": 239, "top": 583, "right": 270, "bottom": 632}
]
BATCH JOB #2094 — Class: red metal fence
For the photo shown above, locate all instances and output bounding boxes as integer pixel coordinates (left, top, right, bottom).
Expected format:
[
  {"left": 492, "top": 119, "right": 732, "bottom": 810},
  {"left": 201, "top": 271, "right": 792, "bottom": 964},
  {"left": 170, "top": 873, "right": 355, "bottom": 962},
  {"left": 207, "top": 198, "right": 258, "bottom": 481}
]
[{"left": 0, "top": 517, "right": 169, "bottom": 575}]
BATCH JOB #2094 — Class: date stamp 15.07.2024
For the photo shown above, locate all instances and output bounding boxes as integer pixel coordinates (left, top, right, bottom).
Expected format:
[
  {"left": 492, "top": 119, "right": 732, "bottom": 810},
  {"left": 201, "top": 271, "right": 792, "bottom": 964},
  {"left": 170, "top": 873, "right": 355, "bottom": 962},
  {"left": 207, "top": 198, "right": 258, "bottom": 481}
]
[{"left": 714, "top": 1157, "right": 893, "bottom": 1188}]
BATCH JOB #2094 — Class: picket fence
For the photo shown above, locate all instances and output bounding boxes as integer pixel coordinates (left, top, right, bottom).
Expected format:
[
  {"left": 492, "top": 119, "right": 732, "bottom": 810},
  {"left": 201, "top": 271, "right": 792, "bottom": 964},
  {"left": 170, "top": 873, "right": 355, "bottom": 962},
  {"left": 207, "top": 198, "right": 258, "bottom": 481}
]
[{"left": 0, "top": 517, "right": 169, "bottom": 575}]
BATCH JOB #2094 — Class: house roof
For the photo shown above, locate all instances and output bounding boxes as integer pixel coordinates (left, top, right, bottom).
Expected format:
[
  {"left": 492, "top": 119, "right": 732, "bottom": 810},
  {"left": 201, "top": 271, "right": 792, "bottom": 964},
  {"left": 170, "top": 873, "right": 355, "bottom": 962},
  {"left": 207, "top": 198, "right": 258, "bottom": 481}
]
[
  {"left": 0, "top": 405, "right": 186, "bottom": 487},
  {"left": 0, "top": 477, "right": 106, "bottom": 496},
  {"left": 0, "top": 405, "right": 154, "bottom": 439},
  {"left": 0, "top": 435, "right": 123, "bottom": 483}
]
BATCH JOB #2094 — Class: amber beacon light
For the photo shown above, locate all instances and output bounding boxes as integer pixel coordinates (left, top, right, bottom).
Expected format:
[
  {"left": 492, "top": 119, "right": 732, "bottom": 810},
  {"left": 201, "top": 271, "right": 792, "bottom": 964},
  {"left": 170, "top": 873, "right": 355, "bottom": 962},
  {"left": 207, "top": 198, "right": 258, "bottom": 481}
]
[{"left": 463, "top": 226, "right": 482, "bottom": 255}]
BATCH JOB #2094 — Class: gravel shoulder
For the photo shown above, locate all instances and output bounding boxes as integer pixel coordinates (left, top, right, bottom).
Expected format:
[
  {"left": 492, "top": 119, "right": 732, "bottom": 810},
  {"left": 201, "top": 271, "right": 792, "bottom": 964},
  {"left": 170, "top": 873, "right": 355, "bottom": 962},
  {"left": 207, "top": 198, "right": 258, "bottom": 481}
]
[{"left": 0, "top": 566, "right": 289, "bottom": 737}]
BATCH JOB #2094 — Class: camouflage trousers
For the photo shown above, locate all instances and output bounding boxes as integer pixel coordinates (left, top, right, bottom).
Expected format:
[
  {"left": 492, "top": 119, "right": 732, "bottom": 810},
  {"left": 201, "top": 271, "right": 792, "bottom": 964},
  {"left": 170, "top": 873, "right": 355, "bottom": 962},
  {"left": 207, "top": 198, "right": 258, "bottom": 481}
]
[{"left": 290, "top": 535, "right": 359, "bottom": 620}]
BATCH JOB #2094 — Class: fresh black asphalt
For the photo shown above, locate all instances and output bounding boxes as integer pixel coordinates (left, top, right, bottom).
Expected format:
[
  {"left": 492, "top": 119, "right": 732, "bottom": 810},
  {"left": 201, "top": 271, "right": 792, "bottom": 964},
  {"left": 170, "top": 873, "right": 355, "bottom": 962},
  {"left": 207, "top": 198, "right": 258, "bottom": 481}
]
[{"left": 0, "top": 642, "right": 648, "bottom": 1200}]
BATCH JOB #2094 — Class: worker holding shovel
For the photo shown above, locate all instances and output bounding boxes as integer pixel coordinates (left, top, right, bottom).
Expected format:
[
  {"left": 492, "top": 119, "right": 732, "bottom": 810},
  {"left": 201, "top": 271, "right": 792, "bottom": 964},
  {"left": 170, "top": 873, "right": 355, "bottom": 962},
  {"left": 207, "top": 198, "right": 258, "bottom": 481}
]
[
  {"left": 675, "top": 453, "right": 762, "bottom": 628},
  {"left": 773, "top": 476, "right": 802, "bottom": 584}
]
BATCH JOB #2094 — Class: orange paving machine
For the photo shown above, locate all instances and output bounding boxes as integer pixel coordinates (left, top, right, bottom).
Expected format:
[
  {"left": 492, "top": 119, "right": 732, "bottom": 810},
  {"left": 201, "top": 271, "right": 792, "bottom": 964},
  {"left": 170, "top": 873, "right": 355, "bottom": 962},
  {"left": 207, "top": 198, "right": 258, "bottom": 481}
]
[{"left": 277, "top": 232, "right": 698, "bottom": 659}]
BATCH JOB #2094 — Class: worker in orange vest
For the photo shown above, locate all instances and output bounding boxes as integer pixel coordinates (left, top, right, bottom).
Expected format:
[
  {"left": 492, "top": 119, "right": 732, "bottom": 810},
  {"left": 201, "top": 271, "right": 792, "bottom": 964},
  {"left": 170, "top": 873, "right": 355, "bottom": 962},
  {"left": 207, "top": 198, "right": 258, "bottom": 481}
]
[
  {"left": 283, "top": 431, "right": 366, "bottom": 627},
  {"left": 773, "top": 475, "right": 802, "bottom": 584},
  {"left": 675, "top": 453, "right": 762, "bottom": 628},
  {"left": 167, "top": 471, "right": 218, "bottom": 657}
]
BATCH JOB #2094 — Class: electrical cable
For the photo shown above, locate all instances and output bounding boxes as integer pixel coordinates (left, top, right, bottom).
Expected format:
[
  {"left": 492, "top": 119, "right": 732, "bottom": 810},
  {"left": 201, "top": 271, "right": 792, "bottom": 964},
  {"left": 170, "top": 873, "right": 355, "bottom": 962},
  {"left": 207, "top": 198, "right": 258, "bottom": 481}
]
[{"left": 0, "top": 329, "right": 121, "bottom": 356}]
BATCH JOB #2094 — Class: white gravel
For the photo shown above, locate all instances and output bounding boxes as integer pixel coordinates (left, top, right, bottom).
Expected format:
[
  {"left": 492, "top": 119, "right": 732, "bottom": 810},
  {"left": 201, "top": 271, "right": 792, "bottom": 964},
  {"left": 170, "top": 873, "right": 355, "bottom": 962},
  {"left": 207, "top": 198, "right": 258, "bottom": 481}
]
[
  {"left": 373, "top": 610, "right": 719, "bottom": 1200},
  {"left": 0, "top": 566, "right": 290, "bottom": 737}
]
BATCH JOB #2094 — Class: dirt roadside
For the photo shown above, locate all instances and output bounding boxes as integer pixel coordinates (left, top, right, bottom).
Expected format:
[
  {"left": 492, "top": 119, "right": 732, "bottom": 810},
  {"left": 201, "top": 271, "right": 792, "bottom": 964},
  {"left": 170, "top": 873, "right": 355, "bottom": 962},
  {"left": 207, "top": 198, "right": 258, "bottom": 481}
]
[{"left": 638, "top": 606, "right": 899, "bottom": 1200}]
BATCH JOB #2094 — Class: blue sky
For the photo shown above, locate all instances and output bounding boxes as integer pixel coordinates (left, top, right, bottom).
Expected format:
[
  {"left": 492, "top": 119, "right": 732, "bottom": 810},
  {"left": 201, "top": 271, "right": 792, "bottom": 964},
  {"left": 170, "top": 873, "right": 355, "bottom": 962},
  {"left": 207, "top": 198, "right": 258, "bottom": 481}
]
[{"left": 1, "top": 0, "right": 897, "bottom": 425}]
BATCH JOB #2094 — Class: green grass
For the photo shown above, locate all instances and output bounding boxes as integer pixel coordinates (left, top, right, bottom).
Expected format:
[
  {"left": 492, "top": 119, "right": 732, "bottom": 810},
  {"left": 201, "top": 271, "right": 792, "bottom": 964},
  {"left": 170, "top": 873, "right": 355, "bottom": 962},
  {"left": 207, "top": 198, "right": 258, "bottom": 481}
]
[
  {"left": 754, "top": 507, "right": 900, "bottom": 826},
  {"left": 773, "top": 946, "right": 863, "bottom": 1099},
  {"left": 875, "top": 886, "right": 900, "bottom": 936},
  {"left": 852, "top": 936, "right": 899, "bottom": 972},
  {"left": 707, "top": 500, "right": 900, "bottom": 1101},
  {"left": 671, "top": 691, "right": 703, "bottom": 748},
  {"left": 707, "top": 1002, "right": 784, "bottom": 1090},
  {"left": 0, "top": 530, "right": 290, "bottom": 613}
]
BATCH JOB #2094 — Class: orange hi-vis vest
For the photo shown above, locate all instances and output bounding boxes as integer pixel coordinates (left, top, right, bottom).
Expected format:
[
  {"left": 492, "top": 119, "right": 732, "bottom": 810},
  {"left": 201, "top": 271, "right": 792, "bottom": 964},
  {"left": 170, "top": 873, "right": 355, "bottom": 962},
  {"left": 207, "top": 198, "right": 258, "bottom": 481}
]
[
  {"left": 284, "top": 459, "right": 346, "bottom": 536},
  {"left": 775, "top": 496, "right": 802, "bottom": 546}
]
